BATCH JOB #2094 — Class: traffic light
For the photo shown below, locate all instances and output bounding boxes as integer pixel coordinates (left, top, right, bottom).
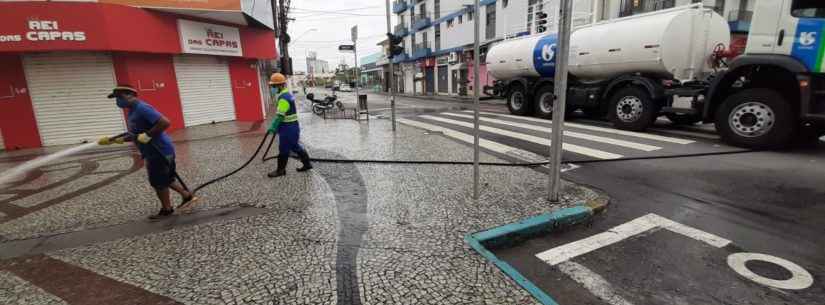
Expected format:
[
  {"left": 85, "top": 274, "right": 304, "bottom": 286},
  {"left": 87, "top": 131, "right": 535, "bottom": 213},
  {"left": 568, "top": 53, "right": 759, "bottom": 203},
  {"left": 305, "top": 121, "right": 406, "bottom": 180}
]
[
  {"left": 387, "top": 33, "right": 404, "bottom": 59},
  {"left": 535, "top": 11, "right": 548, "bottom": 33}
]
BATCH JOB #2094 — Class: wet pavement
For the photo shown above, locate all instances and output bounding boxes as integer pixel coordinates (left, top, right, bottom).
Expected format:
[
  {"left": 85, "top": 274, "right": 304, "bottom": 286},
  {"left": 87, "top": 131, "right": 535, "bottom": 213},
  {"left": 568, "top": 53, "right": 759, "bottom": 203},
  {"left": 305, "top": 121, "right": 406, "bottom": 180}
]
[
  {"left": 488, "top": 146, "right": 825, "bottom": 305},
  {"left": 0, "top": 102, "right": 599, "bottom": 304}
]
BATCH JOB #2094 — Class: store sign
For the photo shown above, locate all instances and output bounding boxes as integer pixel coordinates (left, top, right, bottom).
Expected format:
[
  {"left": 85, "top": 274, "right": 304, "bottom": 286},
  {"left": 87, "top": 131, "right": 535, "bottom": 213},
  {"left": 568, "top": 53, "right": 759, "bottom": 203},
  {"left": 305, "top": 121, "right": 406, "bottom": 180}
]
[
  {"left": 178, "top": 19, "right": 242, "bottom": 56},
  {"left": 0, "top": 20, "right": 86, "bottom": 43},
  {"left": 100, "top": 0, "right": 242, "bottom": 11},
  {"left": 436, "top": 56, "right": 448, "bottom": 65}
]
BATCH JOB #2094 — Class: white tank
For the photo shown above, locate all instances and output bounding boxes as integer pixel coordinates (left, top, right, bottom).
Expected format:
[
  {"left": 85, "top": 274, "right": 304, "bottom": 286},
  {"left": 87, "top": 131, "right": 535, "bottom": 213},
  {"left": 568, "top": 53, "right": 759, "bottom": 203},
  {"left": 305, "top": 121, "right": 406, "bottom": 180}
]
[{"left": 486, "top": 6, "right": 731, "bottom": 82}]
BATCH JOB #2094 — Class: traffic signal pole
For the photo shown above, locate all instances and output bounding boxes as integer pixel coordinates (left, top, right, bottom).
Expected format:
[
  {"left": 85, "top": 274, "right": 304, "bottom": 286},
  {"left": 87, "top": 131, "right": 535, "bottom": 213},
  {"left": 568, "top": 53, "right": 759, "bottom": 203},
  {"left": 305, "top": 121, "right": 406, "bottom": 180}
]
[
  {"left": 385, "top": 0, "right": 397, "bottom": 131},
  {"left": 549, "top": 0, "right": 573, "bottom": 203},
  {"left": 472, "top": 0, "right": 480, "bottom": 200}
]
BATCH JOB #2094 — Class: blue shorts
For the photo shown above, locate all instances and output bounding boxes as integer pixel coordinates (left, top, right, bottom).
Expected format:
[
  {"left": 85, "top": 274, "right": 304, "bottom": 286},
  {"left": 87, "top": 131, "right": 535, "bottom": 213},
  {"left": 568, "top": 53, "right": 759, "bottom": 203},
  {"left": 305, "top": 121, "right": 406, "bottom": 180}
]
[{"left": 146, "top": 155, "right": 175, "bottom": 189}]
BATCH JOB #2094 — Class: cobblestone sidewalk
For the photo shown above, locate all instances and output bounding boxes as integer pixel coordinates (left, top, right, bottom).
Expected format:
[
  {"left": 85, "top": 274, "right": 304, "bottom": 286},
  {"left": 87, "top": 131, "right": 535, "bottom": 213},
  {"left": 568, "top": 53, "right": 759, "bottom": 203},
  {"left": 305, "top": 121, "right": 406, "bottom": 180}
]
[{"left": 0, "top": 111, "right": 599, "bottom": 305}]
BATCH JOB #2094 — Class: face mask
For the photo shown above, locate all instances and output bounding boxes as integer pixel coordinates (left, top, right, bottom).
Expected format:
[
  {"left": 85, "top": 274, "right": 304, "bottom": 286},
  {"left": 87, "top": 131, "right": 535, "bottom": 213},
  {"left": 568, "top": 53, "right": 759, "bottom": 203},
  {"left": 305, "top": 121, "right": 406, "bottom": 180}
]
[
  {"left": 116, "top": 97, "right": 130, "bottom": 108},
  {"left": 271, "top": 87, "right": 279, "bottom": 95}
]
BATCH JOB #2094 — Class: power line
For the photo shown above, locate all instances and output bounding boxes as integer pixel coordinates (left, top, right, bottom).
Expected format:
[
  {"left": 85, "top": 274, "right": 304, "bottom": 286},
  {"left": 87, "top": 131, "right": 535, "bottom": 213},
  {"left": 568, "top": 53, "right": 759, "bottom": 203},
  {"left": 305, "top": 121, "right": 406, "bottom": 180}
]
[
  {"left": 290, "top": 6, "right": 382, "bottom": 13},
  {"left": 290, "top": 33, "right": 385, "bottom": 44},
  {"left": 293, "top": 14, "right": 388, "bottom": 22}
]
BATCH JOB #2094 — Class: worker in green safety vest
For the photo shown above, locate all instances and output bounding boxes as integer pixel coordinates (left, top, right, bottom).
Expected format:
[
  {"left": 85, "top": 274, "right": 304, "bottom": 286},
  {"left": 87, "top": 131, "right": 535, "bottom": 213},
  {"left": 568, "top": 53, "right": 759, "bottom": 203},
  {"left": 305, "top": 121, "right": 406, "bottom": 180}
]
[{"left": 267, "top": 73, "right": 312, "bottom": 178}]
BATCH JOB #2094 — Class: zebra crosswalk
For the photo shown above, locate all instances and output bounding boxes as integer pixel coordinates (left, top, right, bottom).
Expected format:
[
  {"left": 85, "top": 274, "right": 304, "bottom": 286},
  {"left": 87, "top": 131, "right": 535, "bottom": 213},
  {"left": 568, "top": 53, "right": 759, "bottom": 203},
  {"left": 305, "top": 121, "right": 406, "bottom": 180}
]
[{"left": 400, "top": 111, "right": 727, "bottom": 162}]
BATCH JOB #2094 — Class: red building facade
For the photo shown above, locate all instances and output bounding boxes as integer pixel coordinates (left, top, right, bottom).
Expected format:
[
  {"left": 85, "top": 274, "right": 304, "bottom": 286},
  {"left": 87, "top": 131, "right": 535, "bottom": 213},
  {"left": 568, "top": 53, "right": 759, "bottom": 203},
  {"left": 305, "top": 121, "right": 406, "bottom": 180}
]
[{"left": 0, "top": 1, "right": 277, "bottom": 149}]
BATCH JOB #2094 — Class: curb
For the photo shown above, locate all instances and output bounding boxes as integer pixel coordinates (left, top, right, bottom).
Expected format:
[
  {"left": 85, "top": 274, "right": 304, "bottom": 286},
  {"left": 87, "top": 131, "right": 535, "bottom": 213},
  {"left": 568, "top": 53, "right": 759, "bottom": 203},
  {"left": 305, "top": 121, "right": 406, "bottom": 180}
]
[
  {"left": 370, "top": 92, "right": 505, "bottom": 105},
  {"left": 464, "top": 198, "right": 609, "bottom": 305}
]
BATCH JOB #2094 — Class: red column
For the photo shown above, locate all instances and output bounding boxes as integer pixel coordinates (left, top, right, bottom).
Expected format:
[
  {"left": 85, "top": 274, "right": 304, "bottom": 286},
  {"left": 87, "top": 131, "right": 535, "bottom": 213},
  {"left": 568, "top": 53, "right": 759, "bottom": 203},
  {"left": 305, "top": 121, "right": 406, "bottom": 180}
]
[
  {"left": 112, "top": 53, "right": 185, "bottom": 131},
  {"left": 0, "top": 54, "right": 42, "bottom": 150},
  {"left": 229, "top": 58, "right": 264, "bottom": 122}
]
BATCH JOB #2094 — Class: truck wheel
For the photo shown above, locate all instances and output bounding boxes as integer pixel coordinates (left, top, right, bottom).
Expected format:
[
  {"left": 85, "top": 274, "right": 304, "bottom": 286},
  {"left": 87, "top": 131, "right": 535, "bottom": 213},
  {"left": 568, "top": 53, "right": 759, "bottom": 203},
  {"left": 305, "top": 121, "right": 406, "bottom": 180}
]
[
  {"left": 665, "top": 113, "right": 702, "bottom": 125},
  {"left": 507, "top": 85, "right": 531, "bottom": 115},
  {"left": 715, "top": 89, "right": 794, "bottom": 149},
  {"left": 533, "top": 84, "right": 555, "bottom": 119},
  {"left": 608, "top": 87, "right": 657, "bottom": 131}
]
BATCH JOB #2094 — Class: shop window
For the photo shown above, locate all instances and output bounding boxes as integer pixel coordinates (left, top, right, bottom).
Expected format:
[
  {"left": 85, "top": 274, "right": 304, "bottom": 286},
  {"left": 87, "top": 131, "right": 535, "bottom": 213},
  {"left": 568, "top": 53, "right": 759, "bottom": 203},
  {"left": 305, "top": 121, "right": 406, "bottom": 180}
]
[{"left": 793, "top": 0, "right": 825, "bottom": 18}]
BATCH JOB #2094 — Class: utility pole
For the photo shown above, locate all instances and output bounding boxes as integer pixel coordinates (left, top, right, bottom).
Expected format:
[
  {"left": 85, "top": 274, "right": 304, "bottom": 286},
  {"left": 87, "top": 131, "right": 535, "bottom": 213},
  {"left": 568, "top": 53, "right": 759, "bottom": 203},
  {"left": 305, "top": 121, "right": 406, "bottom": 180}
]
[
  {"left": 549, "top": 0, "right": 573, "bottom": 203},
  {"left": 472, "top": 0, "right": 480, "bottom": 200},
  {"left": 385, "top": 0, "right": 397, "bottom": 131},
  {"left": 276, "top": 0, "right": 292, "bottom": 74},
  {"left": 352, "top": 25, "right": 360, "bottom": 104}
]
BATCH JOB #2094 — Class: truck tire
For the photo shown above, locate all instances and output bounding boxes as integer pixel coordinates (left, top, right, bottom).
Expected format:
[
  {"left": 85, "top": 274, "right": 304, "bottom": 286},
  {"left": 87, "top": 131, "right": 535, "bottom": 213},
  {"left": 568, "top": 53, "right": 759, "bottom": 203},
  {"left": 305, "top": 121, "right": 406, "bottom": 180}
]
[
  {"left": 507, "top": 85, "right": 531, "bottom": 116},
  {"left": 665, "top": 113, "right": 702, "bottom": 125},
  {"left": 533, "top": 84, "right": 555, "bottom": 119},
  {"left": 715, "top": 89, "right": 794, "bottom": 149},
  {"left": 608, "top": 87, "right": 657, "bottom": 131}
]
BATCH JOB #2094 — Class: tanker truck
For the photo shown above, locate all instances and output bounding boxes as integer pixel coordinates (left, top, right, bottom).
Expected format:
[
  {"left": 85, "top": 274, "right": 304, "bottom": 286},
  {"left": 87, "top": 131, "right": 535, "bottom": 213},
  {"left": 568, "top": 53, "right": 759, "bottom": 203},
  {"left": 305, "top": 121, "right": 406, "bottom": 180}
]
[{"left": 486, "top": 2, "right": 825, "bottom": 149}]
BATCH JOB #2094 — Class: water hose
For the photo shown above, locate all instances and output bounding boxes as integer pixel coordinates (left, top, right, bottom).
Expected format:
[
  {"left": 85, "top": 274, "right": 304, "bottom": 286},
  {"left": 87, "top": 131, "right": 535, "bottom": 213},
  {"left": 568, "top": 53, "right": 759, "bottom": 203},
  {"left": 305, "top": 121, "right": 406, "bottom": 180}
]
[
  {"left": 117, "top": 132, "right": 274, "bottom": 195},
  {"left": 189, "top": 132, "right": 272, "bottom": 194},
  {"left": 120, "top": 130, "right": 754, "bottom": 196}
]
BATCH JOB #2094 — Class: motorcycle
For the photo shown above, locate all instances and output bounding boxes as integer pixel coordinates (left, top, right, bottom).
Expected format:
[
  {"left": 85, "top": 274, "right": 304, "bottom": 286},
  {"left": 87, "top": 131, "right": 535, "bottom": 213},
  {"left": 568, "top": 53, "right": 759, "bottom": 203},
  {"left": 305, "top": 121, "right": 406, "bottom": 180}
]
[{"left": 306, "top": 93, "right": 344, "bottom": 115}]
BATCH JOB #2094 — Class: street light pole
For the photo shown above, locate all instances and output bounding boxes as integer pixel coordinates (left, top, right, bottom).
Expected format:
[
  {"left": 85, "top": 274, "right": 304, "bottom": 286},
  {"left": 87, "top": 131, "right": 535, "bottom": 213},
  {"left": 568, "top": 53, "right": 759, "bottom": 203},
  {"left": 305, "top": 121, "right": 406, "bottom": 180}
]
[
  {"left": 385, "top": 0, "right": 397, "bottom": 131},
  {"left": 292, "top": 28, "right": 317, "bottom": 44},
  {"left": 549, "top": 0, "right": 573, "bottom": 203},
  {"left": 472, "top": 0, "right": 480, "bottom": 200}
]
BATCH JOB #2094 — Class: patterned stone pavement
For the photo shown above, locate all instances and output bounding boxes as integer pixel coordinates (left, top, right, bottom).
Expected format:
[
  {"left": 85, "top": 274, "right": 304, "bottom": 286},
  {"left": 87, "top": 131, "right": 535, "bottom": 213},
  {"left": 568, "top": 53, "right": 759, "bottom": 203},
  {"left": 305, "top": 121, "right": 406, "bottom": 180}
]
[{"left": 0, "top": 109, "right": 599, "bottom": 304}]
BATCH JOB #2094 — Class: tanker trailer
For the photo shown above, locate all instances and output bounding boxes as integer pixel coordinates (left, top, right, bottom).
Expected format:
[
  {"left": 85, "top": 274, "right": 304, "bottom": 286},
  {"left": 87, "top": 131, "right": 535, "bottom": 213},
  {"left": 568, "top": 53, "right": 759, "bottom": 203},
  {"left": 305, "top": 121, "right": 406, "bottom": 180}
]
[{"left": 486, "top": 4, "right": 730, "bottom": 131}]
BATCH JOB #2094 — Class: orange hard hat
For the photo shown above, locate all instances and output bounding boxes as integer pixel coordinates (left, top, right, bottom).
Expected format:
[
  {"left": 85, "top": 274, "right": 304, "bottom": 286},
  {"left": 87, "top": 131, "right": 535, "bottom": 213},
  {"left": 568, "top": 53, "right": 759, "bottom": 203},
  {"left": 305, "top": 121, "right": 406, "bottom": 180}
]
[{"left": 269, "top": 73, "right": 287, "bottom": 85}]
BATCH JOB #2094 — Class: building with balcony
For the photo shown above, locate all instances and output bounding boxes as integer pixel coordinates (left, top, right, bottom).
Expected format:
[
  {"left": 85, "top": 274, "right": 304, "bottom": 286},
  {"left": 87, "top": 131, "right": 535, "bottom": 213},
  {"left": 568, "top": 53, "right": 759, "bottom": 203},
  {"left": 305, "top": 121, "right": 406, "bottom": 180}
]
[
  {"left": 0, "top": 0, "right": 277, "bottom": 150},
  {"left": 412, "top": 13, "right": 432, "bottom": 31},
  {"left": 385, "top": 0, "right": 529, "bottom": 97},
  {"left": 393, "top": 0, "right": 409, "bottom": 14},
  {"left": 380, "top": 0, "right": 752, "bottom": 98}
]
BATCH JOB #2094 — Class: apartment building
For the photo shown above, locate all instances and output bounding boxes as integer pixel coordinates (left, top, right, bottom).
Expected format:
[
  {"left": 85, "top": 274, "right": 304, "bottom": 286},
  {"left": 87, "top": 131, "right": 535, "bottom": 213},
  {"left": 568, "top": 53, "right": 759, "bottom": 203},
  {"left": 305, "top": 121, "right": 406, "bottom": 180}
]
[{"left": 385, "top": 0, "right": 753, "bottom": 98}]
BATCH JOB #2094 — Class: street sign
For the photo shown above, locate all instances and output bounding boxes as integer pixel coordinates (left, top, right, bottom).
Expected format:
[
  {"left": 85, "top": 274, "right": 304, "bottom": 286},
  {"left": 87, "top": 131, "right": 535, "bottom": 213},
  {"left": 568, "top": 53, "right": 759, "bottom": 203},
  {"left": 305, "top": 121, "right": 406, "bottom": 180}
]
[
  {"left": 339, "top": 44, "right": 355, "bottom": 52},
  {"left": 351, "top": 25, "right": 358, "bottom": 43}
]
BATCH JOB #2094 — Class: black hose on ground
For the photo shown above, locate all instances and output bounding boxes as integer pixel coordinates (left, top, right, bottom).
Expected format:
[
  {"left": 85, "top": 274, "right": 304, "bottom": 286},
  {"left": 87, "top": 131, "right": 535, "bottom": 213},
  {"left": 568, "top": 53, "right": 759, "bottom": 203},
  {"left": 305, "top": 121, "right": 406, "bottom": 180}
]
[
  {"left": 189, "top": 132, "right": 273, "bottom": 194},
  {"left": 262, "top": 148, "right": 754, "bottom": 167},
  {"left": 138, "top": 132, "right": 274, "bottom": 195},
  {"left": 141, "top": 131, "right": 754, "bottom": 196}
]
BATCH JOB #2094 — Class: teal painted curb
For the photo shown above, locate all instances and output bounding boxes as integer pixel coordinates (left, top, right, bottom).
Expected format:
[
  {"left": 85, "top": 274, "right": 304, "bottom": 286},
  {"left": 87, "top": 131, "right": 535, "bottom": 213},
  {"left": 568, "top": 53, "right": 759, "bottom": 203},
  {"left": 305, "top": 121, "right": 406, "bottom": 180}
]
[{"left": 464, "top": 204, "right": 597, "bottom": 305}]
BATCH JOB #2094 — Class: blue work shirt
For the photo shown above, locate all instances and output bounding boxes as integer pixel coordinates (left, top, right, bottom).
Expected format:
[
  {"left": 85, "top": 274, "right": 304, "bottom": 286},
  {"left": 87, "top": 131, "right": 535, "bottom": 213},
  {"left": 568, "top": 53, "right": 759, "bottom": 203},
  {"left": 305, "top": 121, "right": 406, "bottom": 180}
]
[{"left": 127, "top": 101, "right": 175, "bottom": 159}]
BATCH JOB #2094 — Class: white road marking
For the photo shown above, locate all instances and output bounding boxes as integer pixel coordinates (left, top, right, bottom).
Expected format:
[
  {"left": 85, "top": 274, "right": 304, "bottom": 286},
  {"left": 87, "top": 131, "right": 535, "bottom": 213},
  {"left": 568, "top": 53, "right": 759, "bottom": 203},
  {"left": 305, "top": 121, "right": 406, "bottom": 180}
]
[
  {"left": 558, "top": 261, "right": 636, "bottom": 305},
  {"left": 561, "top": 163, "right": 580, "bottom": 172},
  {"left": 727, "top": 253, "right": 814, "bottom": 290},
  {"left": 536, "top": 213, "right": 731, "bottom": 266},
  {"left": 652, "top": 214, "right": 731, "bottom": 248},
  {"left": 419, "top": 115, "right": 623, "bottom": 160},
  {"left": 649, "top": 127, "right": 721, "bottom": 140},
  {"left": 463, "top": 111, "right": 696, "bottom": 144},
  {"left": 441, "top": 113, "right": 661, "bottom": 151},
  {"left": 397, "top": 118, "right": 546, "bottom": 163}
]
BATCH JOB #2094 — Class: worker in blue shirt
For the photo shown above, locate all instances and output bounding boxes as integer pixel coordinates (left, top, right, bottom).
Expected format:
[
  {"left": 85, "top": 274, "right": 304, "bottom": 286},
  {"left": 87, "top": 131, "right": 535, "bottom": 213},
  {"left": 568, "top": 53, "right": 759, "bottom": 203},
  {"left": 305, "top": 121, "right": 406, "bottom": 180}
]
[
  {"left": 267, "top": 73, "right": 312, "bottom": 177},
  {"left": 98, "top": 85, "right": 198, "bottom": 219}
]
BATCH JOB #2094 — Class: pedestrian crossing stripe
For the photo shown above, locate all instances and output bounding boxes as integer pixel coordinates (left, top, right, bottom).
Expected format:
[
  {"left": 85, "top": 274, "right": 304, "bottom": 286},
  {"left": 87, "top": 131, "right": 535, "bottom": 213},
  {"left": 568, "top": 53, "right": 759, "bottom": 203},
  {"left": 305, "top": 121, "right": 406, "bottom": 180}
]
[
  {"left": 396, "top": 118, "right": 547, "bottom": 162},
  {"left": 419, "top": 115, "right": 623, "bottom": 160},
  {"left": 440, "top": 113, "right": 661, "bottom": 152},
  {"left": 461, "top": 111, "right": 695, "bottom": 145}
]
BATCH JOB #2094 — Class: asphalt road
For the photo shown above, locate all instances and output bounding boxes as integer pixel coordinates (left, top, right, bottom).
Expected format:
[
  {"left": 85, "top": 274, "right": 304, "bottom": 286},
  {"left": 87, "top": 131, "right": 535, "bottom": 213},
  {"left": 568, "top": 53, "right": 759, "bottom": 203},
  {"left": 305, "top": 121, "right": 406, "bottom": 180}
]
[
  {"left": 496, "top": 147, "right": 825, "bottom": 304},
  {"left": 395, "top": 99, "right": 825, "bottom": 304}
]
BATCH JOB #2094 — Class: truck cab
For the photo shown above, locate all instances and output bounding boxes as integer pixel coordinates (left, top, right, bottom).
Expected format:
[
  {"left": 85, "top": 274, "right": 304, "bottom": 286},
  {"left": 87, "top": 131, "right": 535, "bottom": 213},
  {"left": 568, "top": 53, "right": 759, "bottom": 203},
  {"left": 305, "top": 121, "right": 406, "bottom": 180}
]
[{"left": 707, "top": 0, "right": 825, "bottom": 148}]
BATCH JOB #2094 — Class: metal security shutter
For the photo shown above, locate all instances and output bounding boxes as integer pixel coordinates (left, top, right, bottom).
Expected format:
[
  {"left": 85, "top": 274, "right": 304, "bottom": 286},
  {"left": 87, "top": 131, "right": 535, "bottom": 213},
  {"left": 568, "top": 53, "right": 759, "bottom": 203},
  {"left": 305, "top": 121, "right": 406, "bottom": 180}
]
[
  {"left": 173, "top": 55, "right": 236, "bottom": 126},
  {"left": 23, "top": 53, "right": 123, "bottom": 146}
]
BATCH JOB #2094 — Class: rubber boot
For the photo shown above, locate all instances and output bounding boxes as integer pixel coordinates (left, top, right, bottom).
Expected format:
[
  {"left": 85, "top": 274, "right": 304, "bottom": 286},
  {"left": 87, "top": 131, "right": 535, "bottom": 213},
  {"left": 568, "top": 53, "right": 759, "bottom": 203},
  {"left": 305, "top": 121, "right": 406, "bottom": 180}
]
[
  {"left": 296, "top": 150, "right": 313, "bottom": 172},
  {"left": 268, "top": 155, "right": 288, "bottom": 178}
]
